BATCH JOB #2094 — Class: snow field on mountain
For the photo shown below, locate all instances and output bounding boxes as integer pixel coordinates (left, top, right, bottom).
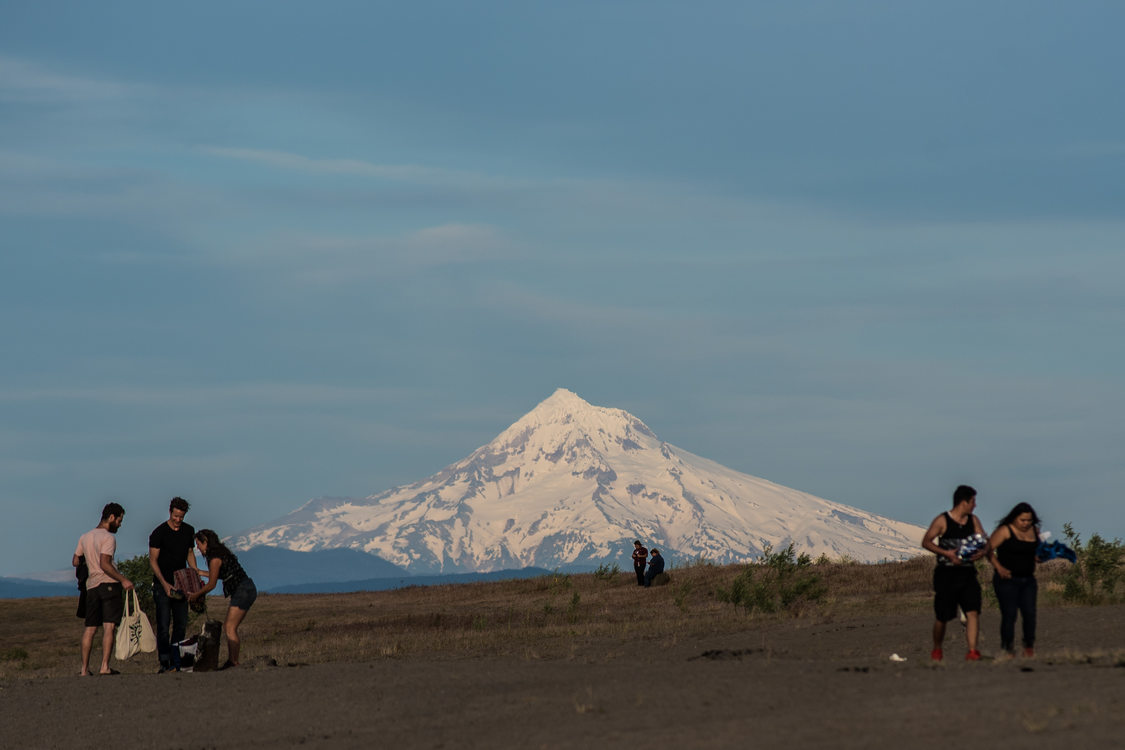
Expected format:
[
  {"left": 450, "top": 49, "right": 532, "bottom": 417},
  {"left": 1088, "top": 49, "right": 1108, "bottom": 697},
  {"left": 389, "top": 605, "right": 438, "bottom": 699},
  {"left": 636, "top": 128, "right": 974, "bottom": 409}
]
[{"left": 231, "top": 389, "right": 926, "bottom": 571}]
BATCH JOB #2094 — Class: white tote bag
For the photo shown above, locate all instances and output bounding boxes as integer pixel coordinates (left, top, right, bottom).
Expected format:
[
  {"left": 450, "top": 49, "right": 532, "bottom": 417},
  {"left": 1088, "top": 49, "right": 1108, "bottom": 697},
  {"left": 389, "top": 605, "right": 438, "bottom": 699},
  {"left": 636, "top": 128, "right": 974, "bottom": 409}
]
[{"left": 115, "top": 588, "right": 157, "bottom": 661}]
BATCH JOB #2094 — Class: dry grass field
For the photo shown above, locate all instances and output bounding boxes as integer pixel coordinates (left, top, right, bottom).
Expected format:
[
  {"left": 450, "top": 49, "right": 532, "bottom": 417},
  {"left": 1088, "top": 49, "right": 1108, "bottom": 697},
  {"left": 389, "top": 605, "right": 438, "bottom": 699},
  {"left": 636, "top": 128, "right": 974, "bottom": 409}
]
[{"left": 2, "top": 557, "right": 1123, "bottom": 748}]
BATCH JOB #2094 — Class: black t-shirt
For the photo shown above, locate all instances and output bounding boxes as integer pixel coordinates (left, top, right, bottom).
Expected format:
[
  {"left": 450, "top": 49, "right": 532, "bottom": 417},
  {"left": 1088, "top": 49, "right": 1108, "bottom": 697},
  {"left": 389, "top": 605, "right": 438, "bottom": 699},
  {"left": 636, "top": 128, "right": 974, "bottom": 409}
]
[{"left": 148, "top": 521, "right": 196, "bottom": 584}]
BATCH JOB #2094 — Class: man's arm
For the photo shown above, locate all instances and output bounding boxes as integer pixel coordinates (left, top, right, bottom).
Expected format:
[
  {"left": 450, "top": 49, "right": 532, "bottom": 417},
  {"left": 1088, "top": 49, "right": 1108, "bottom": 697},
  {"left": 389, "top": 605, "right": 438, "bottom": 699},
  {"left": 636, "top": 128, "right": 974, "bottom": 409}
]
[
  {"left": 920, "top": 515, "right": 958, "bottom": 563},
  {"left": 186, "top": 545, "right": 202, "bottom": 572},
  {"left": 149, "top": 547, "right": 173, "bottom": 595},
  {"left": 100, "top": 553, "right": 134, "bottom": 591}
]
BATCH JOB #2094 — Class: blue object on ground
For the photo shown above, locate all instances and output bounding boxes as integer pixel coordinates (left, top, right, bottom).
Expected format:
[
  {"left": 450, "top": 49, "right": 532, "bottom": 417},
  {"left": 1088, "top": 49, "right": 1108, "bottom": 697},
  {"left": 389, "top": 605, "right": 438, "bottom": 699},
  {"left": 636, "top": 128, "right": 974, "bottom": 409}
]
[{"left": 1036, "top": 540, "right": 1077, "bottom": 563}]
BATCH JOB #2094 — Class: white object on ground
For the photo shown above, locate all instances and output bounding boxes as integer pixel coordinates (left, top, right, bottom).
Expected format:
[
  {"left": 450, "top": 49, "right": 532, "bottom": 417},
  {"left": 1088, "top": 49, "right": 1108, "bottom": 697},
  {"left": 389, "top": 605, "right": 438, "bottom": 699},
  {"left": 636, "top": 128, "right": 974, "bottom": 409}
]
[{"left": 889, "top": 653, "right": 907, "bottom": 662}]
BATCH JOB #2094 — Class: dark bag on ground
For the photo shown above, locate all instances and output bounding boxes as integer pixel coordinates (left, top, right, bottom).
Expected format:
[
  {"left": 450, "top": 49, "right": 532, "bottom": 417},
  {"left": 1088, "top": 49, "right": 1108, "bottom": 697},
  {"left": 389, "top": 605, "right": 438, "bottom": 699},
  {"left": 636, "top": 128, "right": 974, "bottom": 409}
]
[{"left": 190, "top": 619, "right": 223, "bottom": 672}]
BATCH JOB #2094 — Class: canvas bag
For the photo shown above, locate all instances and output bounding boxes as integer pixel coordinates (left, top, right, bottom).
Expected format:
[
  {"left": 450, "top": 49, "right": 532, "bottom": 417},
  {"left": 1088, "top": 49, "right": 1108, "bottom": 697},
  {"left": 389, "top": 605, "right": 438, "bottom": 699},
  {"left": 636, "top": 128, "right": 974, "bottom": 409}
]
[{"left": 114, "top": 589, "right": 157, "bottom": 661}]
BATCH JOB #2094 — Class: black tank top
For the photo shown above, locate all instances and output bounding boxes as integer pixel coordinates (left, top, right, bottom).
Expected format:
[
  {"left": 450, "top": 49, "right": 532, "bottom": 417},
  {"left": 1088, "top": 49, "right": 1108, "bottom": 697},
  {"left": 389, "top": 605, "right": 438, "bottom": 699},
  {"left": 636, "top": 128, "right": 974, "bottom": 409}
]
[
  {"left": 212, "top": 552, "right": 249, "bottom": 597},
  {"left": 936, "top": 512, "right": 975, "bottom": 568},
  {"left": 995, "top": 526, "right": 1038, "bottom": 577}
]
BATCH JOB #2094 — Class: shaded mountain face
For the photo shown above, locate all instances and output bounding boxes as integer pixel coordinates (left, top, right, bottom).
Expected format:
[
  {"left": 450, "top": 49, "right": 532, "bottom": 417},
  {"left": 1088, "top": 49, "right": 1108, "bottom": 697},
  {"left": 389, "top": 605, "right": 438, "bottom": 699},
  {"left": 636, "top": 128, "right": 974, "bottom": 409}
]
[{"left": 229, "top": 389, "right": 925, "bottom": 572}]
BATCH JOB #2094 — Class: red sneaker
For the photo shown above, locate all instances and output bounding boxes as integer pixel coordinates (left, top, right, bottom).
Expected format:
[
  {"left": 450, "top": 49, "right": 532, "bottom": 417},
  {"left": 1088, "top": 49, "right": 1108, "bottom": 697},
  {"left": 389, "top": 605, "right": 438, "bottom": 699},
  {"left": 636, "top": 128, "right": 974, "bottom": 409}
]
[
  {"left": 966, "top": 649, "right": 982, "bottom": 661},
  {"left": 1022, "top": 647, "right": 1035, "bottom": 658},
  {"left": 930, "top": 648, "right": 943, "bottom": 661}
]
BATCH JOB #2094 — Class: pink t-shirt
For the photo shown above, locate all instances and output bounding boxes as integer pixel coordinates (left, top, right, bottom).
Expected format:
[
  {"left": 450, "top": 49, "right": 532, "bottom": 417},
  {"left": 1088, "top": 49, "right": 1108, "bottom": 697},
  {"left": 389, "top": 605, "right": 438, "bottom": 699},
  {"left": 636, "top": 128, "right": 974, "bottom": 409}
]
[{"left": 75, "top": 528, "right": 117, "bottom": 589}]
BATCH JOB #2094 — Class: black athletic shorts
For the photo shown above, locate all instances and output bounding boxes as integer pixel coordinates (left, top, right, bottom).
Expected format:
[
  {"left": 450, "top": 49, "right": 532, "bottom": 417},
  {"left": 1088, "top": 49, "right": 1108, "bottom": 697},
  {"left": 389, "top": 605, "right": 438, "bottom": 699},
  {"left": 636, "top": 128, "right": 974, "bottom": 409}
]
[
  {"left": 84, "top": 582, "right": 124, "bottom": 627},
  {"left": 932, "top": 566, "right": 982, "bottom": 622}
]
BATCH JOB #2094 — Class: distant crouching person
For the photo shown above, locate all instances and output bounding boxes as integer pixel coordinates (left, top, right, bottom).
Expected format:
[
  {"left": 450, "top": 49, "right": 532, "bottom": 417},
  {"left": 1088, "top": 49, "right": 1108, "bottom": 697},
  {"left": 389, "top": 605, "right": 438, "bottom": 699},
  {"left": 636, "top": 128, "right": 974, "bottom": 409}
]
[{"left": 644, "top": 548, "right": 665, "bottom": 587}]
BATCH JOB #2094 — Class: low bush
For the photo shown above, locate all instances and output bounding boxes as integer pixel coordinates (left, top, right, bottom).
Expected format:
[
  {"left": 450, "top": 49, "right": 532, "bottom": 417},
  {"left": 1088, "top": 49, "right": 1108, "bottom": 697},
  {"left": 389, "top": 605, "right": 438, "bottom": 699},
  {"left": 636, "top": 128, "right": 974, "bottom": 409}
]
[
  {"left": 1060, "top": 523, "right": 1124, "bottom": 605},
  {"left": 592, "top": 562, "right": 619, "bottom": 581},
  {"left": 117, "top": 554, "right": 156, "bottom": 620},
  {"left": 716, "top": 543, "right": 827, "bottom": 615}
]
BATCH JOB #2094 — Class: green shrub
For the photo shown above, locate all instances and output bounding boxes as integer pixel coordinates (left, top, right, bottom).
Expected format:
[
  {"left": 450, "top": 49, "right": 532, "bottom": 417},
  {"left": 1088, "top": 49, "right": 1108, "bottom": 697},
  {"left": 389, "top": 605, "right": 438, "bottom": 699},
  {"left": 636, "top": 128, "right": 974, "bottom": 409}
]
[
  {"left": 117, "top": 554, "right": 156, "bottom": 621},
  {"left": 1061, "top": 523, "right": 1124, "bottom": 604},
  {"left": 592, "top": 562, "right": 620, "bottom": 581},
  {"left": 716, "top": 543, "right": 826, "bottom": 614},
  {"left": 567, "top": 591, "right": 581, "bottom": 622}
]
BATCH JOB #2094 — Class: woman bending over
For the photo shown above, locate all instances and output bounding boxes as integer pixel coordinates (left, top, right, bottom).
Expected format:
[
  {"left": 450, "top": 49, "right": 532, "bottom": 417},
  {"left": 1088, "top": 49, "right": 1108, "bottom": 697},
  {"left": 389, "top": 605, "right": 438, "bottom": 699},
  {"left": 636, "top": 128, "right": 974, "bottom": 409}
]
[{"left": 188, "top": 529, "right": 257, "bottom": 669}]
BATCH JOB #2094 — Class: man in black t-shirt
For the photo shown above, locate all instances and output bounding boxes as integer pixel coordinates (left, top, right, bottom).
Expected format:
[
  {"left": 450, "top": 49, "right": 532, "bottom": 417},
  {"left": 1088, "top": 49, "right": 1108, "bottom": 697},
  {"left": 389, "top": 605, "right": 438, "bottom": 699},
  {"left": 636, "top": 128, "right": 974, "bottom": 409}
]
[{"left": 149, "top": 496, "right": 200, "bottom": 673}]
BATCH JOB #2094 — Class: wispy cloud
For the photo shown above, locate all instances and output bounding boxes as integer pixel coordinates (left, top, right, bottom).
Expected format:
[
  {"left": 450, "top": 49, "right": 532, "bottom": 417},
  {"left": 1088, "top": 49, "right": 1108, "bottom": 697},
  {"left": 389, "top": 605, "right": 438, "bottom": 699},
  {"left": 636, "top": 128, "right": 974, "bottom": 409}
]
[
  {"left": 1061, "top": 141, "right": 1125, "bottom": 158},
  {"left": 198, "top": 145, "right": 533, "bottom": 191},
  {"left": 0, "top": 383, "right": 417, "bottom": 408},
  {"left": 218, "top": 223, "right": 521, "bottom": 285},
  {"left": 0, "top": 55, "right": 142, "bottom": 102}
]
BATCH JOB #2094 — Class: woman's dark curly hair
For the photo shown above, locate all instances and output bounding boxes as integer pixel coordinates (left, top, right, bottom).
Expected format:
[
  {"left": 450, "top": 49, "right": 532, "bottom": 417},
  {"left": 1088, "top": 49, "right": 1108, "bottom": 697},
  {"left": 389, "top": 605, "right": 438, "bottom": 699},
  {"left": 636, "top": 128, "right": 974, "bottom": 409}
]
[{"left": 194, "top": 528, "right": 235, "bottom": 562}]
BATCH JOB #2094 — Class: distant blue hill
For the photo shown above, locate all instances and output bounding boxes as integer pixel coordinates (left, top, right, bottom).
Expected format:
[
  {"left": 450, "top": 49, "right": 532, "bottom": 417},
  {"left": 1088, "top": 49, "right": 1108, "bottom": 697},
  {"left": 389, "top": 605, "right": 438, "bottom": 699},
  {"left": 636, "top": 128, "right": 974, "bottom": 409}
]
[
  {"left": 234, "top": 546, "right": 407, "bottom": 591},
  {"left": 2, "top": 550, "right": 555, "bottom": 598},
  {"left": 268, "top": 567, "right": 554, "bottom": 594},
  {"left": 0, "top": 578, "right": 77, "bottom": 599}
]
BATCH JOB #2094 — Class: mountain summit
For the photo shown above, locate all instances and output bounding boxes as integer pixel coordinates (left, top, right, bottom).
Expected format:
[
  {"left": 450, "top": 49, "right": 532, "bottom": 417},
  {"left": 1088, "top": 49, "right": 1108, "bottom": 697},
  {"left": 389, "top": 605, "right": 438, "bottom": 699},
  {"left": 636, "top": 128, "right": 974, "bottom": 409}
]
[{"left": 230, "top": 389, "right": 924, "bottom": 571}]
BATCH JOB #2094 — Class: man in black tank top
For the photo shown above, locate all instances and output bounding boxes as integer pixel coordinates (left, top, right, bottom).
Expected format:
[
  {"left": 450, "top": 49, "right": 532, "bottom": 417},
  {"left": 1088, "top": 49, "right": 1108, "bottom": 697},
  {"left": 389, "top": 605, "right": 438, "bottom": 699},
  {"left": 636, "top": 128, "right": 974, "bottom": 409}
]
[{"left": 920, "top": 485, "right": 989, "bottom": 662}]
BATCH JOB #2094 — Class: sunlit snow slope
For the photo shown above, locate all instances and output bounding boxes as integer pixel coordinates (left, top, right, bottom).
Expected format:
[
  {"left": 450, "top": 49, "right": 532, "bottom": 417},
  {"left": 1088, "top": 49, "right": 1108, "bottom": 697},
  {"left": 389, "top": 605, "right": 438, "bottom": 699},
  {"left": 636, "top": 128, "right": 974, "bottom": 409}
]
[{"left": 230, "top": 389, "right": 924, "bottom": 572}]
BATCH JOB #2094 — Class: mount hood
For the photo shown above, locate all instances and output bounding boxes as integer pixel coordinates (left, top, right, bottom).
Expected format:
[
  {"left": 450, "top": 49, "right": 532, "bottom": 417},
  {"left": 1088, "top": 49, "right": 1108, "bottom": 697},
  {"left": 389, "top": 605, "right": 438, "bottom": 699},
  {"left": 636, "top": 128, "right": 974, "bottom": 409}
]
[{"left": 230, "top": 389, "right": 925, "bottom": 571}]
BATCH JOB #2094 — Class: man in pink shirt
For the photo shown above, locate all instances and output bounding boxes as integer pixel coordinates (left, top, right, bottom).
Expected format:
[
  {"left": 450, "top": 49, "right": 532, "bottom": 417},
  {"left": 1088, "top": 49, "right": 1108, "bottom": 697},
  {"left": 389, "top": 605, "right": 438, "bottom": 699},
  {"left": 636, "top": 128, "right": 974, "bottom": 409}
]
[{"left": 72, "top": 502, "right": 134, "bottom": 676}]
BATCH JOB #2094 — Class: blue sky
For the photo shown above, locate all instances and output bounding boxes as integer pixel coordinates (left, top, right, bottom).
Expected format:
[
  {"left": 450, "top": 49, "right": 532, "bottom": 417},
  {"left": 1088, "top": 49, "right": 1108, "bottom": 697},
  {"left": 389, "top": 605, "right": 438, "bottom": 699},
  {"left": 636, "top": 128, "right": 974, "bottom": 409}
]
[{"left": 2, "top": 1, "right": 1123, "bottom": 577}]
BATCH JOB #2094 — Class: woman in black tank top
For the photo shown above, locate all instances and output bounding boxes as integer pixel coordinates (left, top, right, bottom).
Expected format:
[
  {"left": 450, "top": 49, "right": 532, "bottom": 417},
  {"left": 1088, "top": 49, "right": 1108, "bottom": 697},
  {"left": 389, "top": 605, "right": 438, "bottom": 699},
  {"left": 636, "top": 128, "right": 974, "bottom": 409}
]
[
  {"left": 188, "top": 529, "right": 258, "bottom": 669},
  {"left": 988, "top": 502, "right": 1042, "bottom": 657}
]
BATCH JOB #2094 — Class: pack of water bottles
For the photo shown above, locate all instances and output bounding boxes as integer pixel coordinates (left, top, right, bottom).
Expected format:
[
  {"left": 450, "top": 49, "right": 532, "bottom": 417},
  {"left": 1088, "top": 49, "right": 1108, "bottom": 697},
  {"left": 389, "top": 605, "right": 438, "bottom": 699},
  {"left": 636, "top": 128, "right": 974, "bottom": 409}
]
[{"left": 956, "top": 533, "right": 989, "bottom": 561}]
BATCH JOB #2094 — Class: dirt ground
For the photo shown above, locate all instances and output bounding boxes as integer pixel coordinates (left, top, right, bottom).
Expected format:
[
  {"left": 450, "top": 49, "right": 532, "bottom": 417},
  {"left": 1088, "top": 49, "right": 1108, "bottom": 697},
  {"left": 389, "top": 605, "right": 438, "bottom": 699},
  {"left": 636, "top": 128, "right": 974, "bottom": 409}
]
[{"left": 2, "top": 603, "right": 1123, "bottom": 749}]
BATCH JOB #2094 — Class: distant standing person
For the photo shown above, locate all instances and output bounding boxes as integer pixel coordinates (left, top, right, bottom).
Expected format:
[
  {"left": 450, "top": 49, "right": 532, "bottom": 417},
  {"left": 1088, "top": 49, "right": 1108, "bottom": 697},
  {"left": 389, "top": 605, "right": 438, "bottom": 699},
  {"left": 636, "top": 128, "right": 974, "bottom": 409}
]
[
  {"left": 644, "top": 548, "right": 665, "bottom": 587},
  {"left": 149, "top": 496, "right": 201, "bottom": 673},
  {"left": 632, "top": 541, "right": 648, "bottom": 586},
  {"left": 188, "top": 530, "right": 258, "bottom": 670},
  {"left": 921, "top": 485, "right": 988, "bottom": 661},
  {"left": 72, "top": 502, "right": 134, "bottom": 676},
  {"left": 988, "top": 502, "right": 1043, "bottom": 657}
]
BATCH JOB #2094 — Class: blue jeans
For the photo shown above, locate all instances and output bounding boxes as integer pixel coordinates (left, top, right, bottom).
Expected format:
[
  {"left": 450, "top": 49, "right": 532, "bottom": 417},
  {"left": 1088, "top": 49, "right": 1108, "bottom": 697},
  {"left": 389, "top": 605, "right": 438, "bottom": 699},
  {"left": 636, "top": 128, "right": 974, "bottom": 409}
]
[
  {"left": 993, "top": 575, "right": 1037, "bottom": 651},
  {"left": 153, "top": 583, "right": 189, "bottom": 668}
]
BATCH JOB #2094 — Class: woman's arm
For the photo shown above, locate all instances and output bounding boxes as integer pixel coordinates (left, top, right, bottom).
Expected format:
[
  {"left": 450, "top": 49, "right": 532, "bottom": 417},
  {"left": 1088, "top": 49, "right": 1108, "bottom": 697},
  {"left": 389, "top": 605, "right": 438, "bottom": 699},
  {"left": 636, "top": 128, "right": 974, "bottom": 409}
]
[{"left": 189, "top": 558, "right": 222, "bottom": 601}]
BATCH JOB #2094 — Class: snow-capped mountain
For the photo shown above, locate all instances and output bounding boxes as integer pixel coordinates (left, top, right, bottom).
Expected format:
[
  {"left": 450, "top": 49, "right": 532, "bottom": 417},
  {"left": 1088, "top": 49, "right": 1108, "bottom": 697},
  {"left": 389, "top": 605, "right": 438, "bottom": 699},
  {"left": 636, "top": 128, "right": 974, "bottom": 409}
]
[{"left": 230, "top": 389, "right": 925, "bottom": 571}]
